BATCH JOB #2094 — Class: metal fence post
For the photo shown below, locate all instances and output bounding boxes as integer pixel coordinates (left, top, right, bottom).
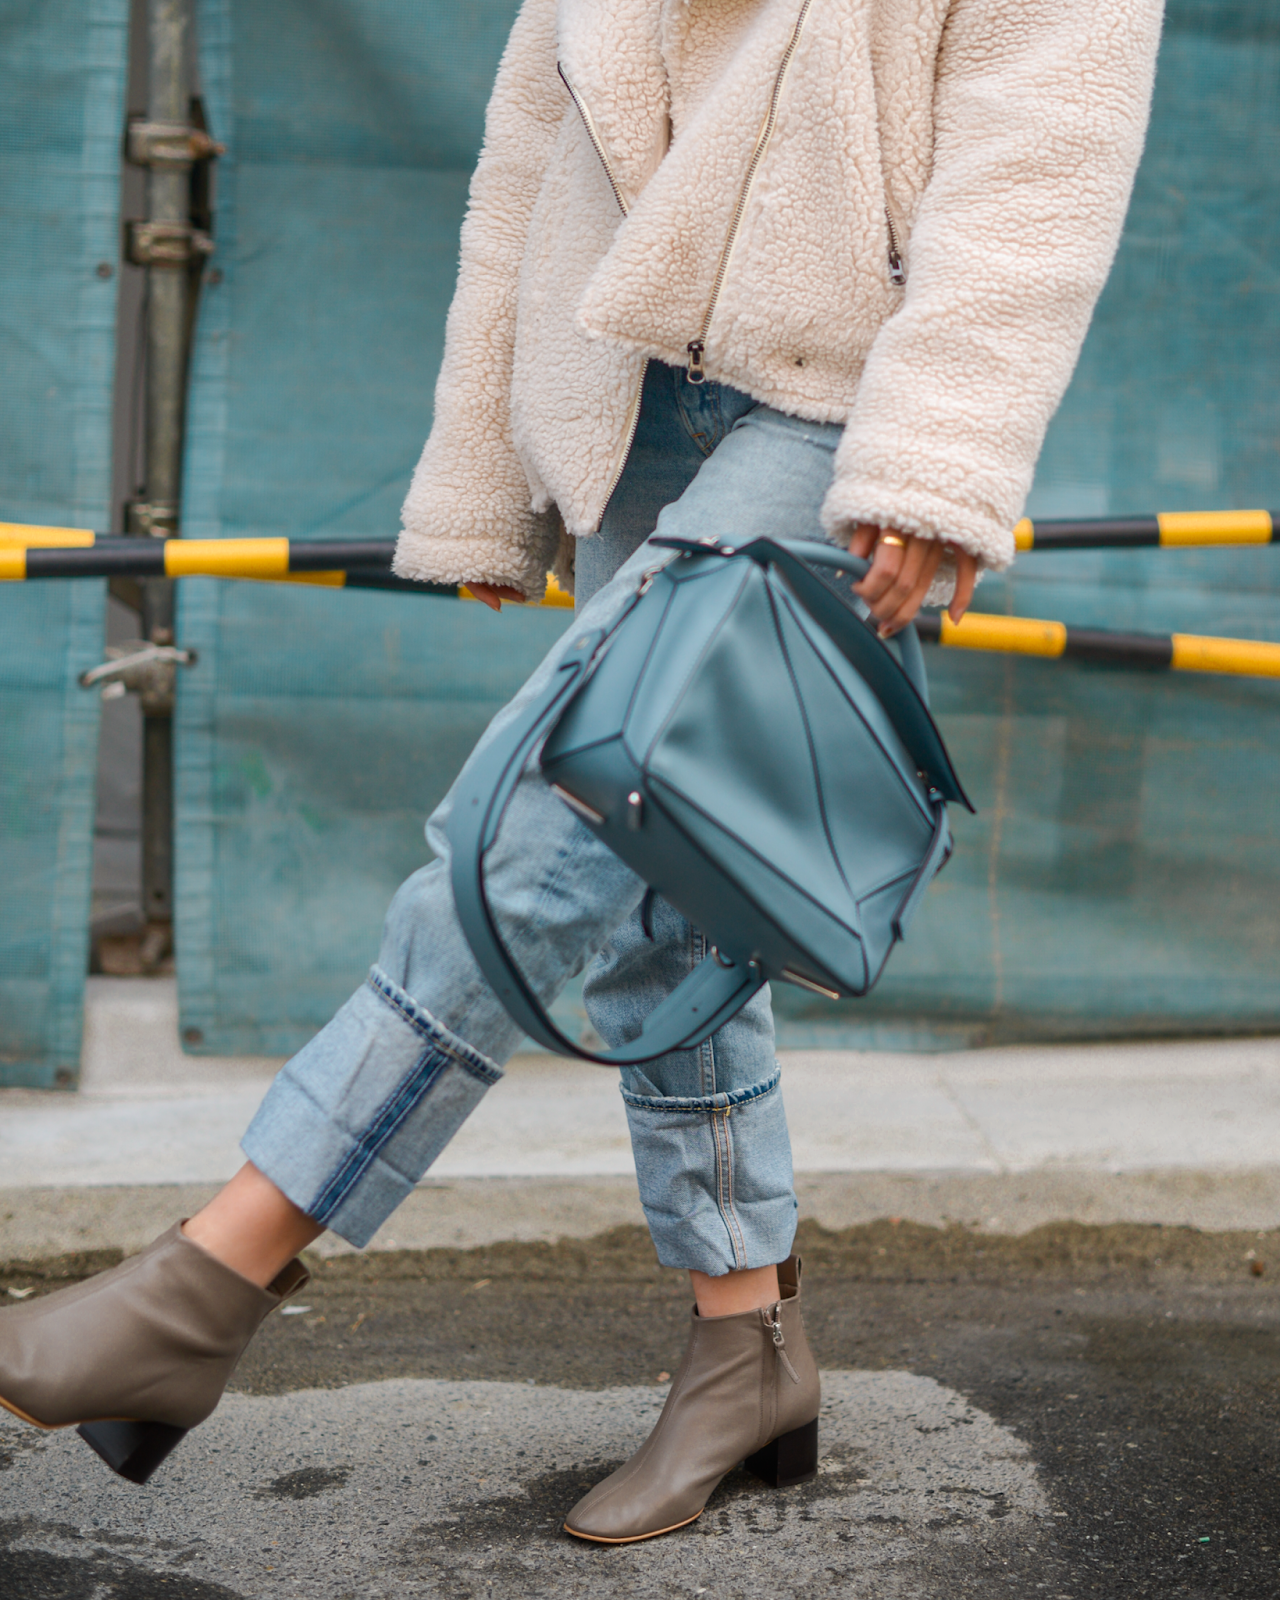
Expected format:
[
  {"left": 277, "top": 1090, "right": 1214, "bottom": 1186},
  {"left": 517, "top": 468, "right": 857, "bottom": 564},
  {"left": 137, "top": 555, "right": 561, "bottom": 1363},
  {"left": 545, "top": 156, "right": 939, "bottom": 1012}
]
[{"left": 123, "top": 0, "right": 214, "bottom": 957}]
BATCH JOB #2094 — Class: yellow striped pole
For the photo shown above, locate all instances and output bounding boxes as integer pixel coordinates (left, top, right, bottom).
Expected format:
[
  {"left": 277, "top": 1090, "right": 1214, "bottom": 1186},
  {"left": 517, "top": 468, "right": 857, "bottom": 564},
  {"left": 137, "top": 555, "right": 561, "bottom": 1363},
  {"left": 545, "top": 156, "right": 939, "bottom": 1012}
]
[
  {"left": 6, "top": 524, "right": 1280, "bottom": 672},
  {"left": 0, "top": 528, "right": 574, "bottom": 606},
  {"left": 915, "top": 612, "right": 1280, "bottom": 679},
  {"left": 1013, "top": 509, "right": 1275, "bottom": 551},
  {"left": 9, "top": 510, "right": 1279, "bottom": 563},
  {"left": 0, "top": 522, "right": 96, "bottom": 546}
]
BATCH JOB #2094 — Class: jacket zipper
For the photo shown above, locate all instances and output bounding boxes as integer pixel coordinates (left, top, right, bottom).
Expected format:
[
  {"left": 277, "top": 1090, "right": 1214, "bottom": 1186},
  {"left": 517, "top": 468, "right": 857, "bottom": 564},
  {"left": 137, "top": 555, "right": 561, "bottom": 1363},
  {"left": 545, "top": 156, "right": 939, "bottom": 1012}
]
[
  {"left": 599, "top": 357, "right": 648, "bottom": 517},
  {"left": 685, "top": 0, "right": 815, "bottom": 383},
  {"left": 884, "top": 203, "right": 906, "bottom": 287},
  {"left": 558, "top": 63, "right": 630, "bottom": 217},
  {"left": 559, "top": 63, "right": 645, "bottom": 521}
]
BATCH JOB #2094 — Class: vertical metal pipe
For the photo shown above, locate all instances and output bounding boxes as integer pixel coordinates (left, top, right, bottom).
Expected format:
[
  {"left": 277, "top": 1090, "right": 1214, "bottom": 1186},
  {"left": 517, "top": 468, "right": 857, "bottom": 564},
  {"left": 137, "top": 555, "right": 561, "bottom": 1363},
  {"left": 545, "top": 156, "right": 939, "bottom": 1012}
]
[
  {"left": 138, "top": 0, "right": 194, "bottom": 930},
  {"left": 141, "top": 711, "right": 175, "bottom": 932},
  {"left": 143, "top": 0, "right": 191, "bottom": 557}
]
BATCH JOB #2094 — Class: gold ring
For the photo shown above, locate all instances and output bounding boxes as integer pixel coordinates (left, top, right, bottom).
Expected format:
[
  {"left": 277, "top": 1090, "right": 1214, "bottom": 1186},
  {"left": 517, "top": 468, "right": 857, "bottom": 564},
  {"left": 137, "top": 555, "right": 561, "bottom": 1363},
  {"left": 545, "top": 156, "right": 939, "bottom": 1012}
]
[{"left": 878, "top": 533, "right": 906, "bottom": 549}]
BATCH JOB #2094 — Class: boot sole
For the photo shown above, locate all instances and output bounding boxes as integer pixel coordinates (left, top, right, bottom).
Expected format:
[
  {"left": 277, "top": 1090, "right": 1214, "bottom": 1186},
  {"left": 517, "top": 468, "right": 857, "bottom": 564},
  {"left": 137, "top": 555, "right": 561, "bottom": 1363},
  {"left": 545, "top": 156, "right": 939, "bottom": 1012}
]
[
  {"left": 563, "top": 1417, "right": 820, "bottom": 1543},
  {"left": 563, "top": 1511, "right": 703, "bottom": 1544},
  {"left": 0, "top": 1392, "right": 54, "bottom": 1430}
]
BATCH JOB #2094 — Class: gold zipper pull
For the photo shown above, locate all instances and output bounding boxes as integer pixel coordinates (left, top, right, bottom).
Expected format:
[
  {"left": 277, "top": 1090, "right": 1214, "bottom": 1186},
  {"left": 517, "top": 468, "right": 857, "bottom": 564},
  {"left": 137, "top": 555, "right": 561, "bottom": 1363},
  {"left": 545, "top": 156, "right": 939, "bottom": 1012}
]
[{"left": 686, "top": 340, "right": 706, "bottom": 385}]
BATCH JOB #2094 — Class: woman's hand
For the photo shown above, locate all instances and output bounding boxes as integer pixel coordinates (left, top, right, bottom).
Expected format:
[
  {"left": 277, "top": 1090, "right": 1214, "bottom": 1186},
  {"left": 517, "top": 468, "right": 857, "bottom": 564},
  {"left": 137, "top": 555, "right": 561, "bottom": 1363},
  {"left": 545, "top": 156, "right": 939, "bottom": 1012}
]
[
  {"left": 464, "top": 582, "right": 527, "bottom": 612},
  {"left": 847, "top": 523, "right": 977, "bottom": 636}
]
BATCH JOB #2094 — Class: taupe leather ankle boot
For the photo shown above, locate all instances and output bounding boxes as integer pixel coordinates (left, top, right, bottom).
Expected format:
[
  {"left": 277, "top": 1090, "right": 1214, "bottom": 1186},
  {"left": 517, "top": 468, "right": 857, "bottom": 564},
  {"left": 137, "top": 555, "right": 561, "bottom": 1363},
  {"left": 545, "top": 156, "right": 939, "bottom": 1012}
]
[
  {"left": 564, "top": 1254, "right": 820, "bottom": 1543},
  {"left": 0, "top": 1221, "right": 308, "bottom": 1483}
]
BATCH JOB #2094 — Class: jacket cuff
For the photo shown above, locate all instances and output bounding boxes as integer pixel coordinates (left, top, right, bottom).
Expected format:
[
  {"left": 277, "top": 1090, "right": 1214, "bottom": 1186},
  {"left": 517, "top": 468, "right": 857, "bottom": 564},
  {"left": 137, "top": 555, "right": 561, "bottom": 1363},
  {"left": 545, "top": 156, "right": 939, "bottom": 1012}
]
[
  {"left": 393, "top": 508, "right": 560, "bottom": 602},
  {"left": 820, "top": 479, "right": 1016, "bottom": 573},
  {"left": 820, "top": 476, "right": 1013, "bottom": 610}
]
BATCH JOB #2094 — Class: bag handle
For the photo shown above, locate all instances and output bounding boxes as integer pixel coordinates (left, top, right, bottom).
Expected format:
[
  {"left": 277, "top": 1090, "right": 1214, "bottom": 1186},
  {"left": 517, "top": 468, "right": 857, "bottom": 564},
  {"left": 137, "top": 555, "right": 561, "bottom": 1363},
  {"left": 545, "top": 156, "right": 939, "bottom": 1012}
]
[
  {"left": 651, "top": 536, "right": 973, "bottom": 809},
  {"left": 447, "top": 628, "right": 767, "bottom": 1066},
  {"left": 760, "top": 541, "right": 931, "bottom": 697}
]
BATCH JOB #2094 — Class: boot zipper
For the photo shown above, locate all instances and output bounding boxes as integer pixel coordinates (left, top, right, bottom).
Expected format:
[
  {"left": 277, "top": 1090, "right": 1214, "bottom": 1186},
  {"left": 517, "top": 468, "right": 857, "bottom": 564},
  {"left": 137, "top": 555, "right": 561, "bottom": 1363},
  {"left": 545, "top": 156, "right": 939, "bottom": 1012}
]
[
  {"left": 685, "top": 0, "right": 815, "bottom": 383},
  {"left": 884, "top": 203, "right": 906, "bottom": 287},
  {"left": 764, "top": 1303, "right": 801, "bottom": 1383},
  {"left": 558, "top": 64, "right": 630, "bottom": 217}
]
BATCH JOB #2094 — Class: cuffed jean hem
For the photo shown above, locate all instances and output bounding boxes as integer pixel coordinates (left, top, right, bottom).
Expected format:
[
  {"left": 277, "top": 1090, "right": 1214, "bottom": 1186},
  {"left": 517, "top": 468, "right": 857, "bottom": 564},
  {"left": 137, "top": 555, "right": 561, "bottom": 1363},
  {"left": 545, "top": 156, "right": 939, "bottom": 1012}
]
[
  {"left": 241, "top": 966, "right": 502, "bottom": 1249},
  {"left": 619, "top": 1068, "right": 797, "bottom": 1275}
]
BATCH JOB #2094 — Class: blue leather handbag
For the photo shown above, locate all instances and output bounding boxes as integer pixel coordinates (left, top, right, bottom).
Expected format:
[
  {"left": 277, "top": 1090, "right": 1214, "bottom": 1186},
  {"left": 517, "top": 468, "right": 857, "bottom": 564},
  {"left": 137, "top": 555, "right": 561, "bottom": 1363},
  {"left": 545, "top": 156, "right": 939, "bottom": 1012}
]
[{"left": 448, "top": 537, "right": 971, "bottom": 1065}]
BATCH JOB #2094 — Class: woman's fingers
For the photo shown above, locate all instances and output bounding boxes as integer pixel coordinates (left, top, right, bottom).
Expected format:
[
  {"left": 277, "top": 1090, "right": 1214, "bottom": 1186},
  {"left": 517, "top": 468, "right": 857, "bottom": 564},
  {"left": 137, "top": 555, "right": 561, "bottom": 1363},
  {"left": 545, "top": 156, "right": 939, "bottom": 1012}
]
[
  {"left": 853, "top": 531, "right": 938, "bottom": 633},
  {"left": 463, "top": 582, "right": 526, "bottom": 612},
  {"left": 879, "top": 541, "right": 943, "bottom": 634},
  {"left": 851, "top": 530, "right": 907, "bottom": 610},
  {"left": 850, "top": 529, "right": 980, "bottom": 634},
  {"left": 949, "top": 551, "right": 978, "bottom": 624},
  {"left": 847, "top": 523, "right": 880, "bottom": 561}
]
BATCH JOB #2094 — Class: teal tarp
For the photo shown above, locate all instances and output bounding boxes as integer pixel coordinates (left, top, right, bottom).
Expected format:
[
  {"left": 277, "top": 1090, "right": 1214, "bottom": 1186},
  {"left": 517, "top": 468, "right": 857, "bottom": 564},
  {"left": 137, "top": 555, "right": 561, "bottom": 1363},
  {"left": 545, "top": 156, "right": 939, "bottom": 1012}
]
[
  {"left": 178, "top": 0, "right": 1280, "bottom": 1056},
  {"left": 176, "top": 0, "right": 573, "bottom": 1055},
  {"left": 0, "top": 1, "right": 125, "bottom": 1086},
  {"left": 820, "top": 2, "right": 1280, "bottom": 1048}
]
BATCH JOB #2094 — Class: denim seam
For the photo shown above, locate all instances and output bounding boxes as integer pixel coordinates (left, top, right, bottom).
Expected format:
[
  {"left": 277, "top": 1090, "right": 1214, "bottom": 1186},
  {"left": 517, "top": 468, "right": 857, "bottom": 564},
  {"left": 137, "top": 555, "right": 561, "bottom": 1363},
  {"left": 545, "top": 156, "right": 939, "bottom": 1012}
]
[
  {"left": 619, "top": 1067, "right": 782, "bottom": 1114},
  {"left": 308, "top": 1043, "right": 453, "bottom": 1225},
  {"left": 712, "top": 1106, "right": 748, "bottom": 1269},
  {"left": 366, "top": 966, "right": 502, "bottom": 1087},
  {"left": 673, "top": 370, "right": 719, "bottom": 459}
]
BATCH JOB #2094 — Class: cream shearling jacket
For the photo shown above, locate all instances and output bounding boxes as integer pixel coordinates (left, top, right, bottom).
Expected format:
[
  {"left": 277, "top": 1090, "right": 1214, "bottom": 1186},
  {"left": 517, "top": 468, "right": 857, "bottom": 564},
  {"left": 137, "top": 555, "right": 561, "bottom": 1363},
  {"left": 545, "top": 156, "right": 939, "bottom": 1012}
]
[{"left": 395, "top": 0, "right": 1164, "bottom": 601}]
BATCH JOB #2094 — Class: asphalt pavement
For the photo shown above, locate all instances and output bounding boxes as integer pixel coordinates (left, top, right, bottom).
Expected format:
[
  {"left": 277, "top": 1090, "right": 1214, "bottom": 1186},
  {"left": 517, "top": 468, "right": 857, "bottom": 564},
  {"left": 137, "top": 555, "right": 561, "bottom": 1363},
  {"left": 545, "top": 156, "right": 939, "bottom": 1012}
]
[
  {"left": 3, "top": 1221, "right": 1279, "bottom": 1598},
  {"left": 2, "top": 981, "right": 1280, "bottom": 1596}
]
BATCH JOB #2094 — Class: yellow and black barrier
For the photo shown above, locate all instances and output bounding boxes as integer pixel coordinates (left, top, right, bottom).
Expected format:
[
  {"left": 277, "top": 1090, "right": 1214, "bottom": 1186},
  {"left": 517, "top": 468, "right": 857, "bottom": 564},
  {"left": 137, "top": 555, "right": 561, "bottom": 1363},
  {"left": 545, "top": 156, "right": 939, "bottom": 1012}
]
[
  {"left": 3, "top": 529, "right": 401, "bottom": 582},
  {"left": 6, "top": 508, "right": 1280, "bottom": 573},
  {"left": 5, "top": 524, "right": 1280, "bottom": 678},
  {"left": 1013, "top": 509, "right": 1276, "bottom": 551},
  {"left": 913, "top": 611, "right": 1280, "bottom": 679},
  {"left": 0, "top": 526, "right": 575, "bottom": 606}
]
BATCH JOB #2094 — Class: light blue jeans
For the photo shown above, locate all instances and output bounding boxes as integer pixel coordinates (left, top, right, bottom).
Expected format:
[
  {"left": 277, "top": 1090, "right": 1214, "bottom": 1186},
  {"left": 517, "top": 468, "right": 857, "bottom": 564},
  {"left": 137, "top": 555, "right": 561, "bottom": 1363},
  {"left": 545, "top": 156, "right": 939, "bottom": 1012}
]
[{"left": 243, "top": 363, "right": 846, "bottom": 1274}]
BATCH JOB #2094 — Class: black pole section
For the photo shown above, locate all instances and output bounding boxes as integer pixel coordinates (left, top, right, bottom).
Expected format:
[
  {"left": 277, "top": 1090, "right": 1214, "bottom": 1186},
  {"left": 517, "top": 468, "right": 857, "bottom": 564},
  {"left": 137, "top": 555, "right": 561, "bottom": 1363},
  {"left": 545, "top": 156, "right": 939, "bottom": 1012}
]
[
  {"left": 1029, "top": 517, "right": 1161, "bottom": 549},
  {"left": 25, "top": 544, "right": 169, "bottom": 577},
  {"left": 913, "top": 614, "right": 942, "bottom": 643},
  {"left": 285, "top": 540, "right": 397, "bottom": 570},
  {"left": 342, "top": 571, "right": 456, "bottom": 595},
  {"left": 1060, "top": 629, "right": 1173, "bottom": 668}
]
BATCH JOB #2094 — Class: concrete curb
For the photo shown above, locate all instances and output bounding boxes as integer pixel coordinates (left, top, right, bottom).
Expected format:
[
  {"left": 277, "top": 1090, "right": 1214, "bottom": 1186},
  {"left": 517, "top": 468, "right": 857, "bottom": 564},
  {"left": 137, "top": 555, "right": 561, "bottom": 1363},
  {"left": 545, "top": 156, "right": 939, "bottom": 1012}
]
[{"left": 5, "top": 1166, "right": 1280, "bottom": 1263}]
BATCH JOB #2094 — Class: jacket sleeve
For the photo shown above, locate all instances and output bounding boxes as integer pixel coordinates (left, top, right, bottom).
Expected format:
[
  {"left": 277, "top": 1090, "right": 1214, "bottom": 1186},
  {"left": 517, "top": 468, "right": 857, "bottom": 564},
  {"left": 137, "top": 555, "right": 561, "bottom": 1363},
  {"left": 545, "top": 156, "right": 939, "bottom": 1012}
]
[
  {"left": 395, "top": 0, "right": 565, "bottom": 599},
  {"left": 820, "top": 0, "right": 1165, "bottom": 593}
]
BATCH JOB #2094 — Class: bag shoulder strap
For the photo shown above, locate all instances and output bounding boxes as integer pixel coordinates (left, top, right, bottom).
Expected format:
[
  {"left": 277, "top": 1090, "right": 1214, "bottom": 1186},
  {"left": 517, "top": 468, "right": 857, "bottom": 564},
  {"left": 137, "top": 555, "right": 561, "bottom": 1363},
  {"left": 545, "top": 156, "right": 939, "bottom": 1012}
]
[{"left": 446, "top": 628, "right": 766, "bottom": 1066}]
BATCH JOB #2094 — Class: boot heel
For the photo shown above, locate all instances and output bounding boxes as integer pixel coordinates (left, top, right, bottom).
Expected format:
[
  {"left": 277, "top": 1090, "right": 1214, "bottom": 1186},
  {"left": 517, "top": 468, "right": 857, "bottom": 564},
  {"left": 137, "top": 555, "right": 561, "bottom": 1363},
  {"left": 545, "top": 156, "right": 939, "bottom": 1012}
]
[
  {"left": 744, "top": 1416, "right": 819, "bottom": 1489},
  {"left": 76, "top": 1420, "right": 188, "bottom": 1484}
]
